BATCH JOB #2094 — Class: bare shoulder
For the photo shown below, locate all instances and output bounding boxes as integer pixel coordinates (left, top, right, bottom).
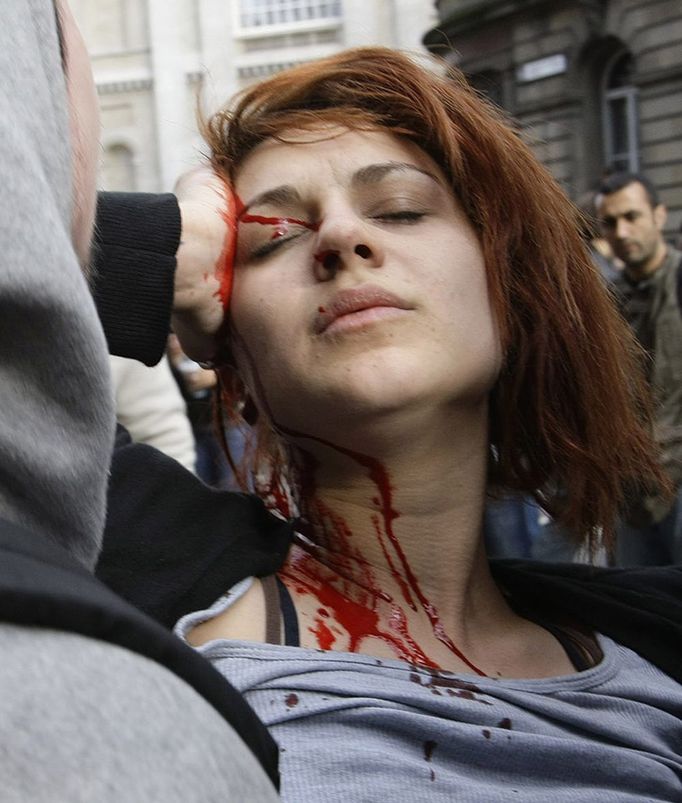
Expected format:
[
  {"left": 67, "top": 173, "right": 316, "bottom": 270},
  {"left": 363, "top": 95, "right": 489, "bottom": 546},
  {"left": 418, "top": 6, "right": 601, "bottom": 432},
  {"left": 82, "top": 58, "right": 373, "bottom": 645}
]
[{"left": 185, "top": 578, "right": 267, "bottom": 647}]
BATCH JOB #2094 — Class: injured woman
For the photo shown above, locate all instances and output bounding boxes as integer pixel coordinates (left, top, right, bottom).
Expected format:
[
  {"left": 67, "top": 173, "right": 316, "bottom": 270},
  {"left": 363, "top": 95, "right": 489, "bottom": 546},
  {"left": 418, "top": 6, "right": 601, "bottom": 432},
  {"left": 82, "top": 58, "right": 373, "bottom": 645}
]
[{"left": 100, "top": 47, "right": 682, "bottom": 802}]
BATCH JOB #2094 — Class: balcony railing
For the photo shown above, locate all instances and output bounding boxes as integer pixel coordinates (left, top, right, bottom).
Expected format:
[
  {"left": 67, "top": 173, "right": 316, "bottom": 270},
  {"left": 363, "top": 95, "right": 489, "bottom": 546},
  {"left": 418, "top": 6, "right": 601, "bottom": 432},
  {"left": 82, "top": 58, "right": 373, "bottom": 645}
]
[{"left": 239, "top": 0, "right": 342, "bottom": 29}]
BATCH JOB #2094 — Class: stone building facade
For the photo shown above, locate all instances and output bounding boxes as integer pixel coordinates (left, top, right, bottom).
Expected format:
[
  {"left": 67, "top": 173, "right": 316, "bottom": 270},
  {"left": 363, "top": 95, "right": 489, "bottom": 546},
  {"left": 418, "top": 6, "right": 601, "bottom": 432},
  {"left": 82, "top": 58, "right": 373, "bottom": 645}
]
[
  {"left": 72, "top": 0, "right": 436, "bottom": 193},
  {"left": 424, "top": 0, "right": 682, "bottom": 234}
]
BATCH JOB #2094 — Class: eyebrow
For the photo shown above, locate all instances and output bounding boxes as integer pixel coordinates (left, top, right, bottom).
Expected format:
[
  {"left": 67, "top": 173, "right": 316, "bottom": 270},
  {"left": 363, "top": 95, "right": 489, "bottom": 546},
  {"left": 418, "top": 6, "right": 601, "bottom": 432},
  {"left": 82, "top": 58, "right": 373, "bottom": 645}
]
[
  {"left": 243, "top": 185, "right": 304, "bottom": 212},
  {"left": 353, "top": 161, "right": 439, "bottom": 186},
  {"left": 243, "top": 161, "right": 440, "bottom": 212}
]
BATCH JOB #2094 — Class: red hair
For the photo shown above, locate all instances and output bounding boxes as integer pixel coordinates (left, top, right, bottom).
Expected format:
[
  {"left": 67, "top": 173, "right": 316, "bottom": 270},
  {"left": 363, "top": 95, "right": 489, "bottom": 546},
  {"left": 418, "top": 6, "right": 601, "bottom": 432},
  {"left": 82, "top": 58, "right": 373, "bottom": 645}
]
[{"left": 203, "top": 47, "right": 667, "bottom": 552}]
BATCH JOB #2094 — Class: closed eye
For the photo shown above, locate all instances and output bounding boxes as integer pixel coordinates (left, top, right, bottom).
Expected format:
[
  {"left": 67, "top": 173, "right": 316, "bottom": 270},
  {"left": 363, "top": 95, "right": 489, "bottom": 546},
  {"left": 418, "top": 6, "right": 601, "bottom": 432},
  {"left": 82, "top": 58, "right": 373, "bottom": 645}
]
[
  {"left": 373, "top": 210, "right": 426, "bottom": 224},
  {"left": 249, "top": 227, "right": 312, "bottom": 260}
]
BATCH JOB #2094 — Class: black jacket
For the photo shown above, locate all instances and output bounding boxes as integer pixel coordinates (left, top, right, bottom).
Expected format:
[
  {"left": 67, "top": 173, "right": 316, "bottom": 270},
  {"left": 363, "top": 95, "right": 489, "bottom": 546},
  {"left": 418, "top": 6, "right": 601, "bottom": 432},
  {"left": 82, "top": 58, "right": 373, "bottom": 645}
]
[{"left": 92, "top": 191, "right": 179, "bottom": 366}]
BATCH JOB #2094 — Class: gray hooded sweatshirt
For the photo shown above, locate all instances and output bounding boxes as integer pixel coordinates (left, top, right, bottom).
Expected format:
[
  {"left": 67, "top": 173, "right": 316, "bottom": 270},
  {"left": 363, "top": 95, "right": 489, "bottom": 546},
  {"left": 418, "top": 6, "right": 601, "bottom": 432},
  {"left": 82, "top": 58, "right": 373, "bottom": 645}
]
[{"left": 0, "top": 0, "right": 113, "bottom": 570}]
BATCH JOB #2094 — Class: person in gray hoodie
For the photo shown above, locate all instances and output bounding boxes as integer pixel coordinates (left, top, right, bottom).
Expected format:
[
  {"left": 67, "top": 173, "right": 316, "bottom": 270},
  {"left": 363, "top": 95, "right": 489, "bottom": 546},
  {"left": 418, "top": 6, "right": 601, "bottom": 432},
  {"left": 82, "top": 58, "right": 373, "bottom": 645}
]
[{"left": 0, "top": 2, "right": 278, "bottom": 799}]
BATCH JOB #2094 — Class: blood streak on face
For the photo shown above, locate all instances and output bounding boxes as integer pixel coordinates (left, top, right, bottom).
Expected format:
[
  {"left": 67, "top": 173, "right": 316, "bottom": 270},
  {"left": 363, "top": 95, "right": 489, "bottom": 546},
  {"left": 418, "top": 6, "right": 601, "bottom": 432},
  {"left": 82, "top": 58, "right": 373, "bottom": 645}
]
[
  {"left": 215, "top": 191, "right": 319, "bottom": 311},
  {"left": 215, "top": 179, "right": 239, "bottom": 310},
  {"left": 239, "top": 209, "right": 319, "bottom": 234}
]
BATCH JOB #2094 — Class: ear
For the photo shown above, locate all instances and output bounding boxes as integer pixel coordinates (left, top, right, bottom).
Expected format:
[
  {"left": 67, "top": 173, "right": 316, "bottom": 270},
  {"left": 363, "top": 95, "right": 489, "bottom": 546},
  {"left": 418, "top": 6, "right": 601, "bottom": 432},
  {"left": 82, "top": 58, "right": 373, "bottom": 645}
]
[{"left": 653, "top": 203, "right": 667, "bottom": 232}]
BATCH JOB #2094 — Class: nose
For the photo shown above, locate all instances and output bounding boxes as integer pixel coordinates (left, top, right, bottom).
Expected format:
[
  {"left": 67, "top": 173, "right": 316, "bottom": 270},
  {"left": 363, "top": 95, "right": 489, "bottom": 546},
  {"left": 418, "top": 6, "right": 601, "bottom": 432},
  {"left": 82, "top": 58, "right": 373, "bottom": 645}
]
[
  {"left": 615, "top": 217, "right": 631, "bottom": 240},
  {"left": 312, "top": 207, "right": 384, "bottom": 281},
  {"left": 314, "top": 243, "right": 377, "bottom": 274}
]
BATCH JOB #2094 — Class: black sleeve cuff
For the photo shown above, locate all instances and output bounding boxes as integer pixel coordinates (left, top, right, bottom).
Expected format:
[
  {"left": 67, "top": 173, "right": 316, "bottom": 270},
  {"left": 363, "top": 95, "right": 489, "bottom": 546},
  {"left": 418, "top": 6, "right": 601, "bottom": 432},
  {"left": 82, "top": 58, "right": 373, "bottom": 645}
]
[{"left": 91, "top": 192, "right": 181, "bottom": 366}]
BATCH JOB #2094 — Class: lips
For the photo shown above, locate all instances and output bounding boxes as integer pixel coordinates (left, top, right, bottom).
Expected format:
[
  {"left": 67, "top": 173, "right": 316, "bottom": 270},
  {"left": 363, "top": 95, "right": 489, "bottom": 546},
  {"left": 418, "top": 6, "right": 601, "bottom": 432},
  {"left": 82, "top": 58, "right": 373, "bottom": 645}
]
[{"left": 313, "top": 285, "right": 412, "bottom": 335}]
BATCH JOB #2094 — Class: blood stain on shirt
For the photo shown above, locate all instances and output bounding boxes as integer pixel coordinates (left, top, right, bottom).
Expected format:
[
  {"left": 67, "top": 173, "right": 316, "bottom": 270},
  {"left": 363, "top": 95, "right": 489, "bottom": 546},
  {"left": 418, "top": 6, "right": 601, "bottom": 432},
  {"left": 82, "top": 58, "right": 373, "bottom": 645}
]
[
  {"left": 423, "top": 740, "right": 437, "bottom": 782},
  {"left": 423, "top": 739, "right": 437, "bottom": 761}
]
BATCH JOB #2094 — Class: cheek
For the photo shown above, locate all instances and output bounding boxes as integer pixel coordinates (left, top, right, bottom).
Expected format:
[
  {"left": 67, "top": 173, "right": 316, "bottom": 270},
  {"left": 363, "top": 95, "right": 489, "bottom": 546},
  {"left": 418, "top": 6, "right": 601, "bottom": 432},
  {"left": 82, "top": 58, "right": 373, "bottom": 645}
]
[
  {"left": 437, "top": 236, "right": 491, "bottom": 323},
  {"left": 229, "top": 279, "right": 294, "bottom": 399},
  {"left": 230, "top": 272, "right": 278, "bottom": 352},
  {"left": 438, "top": 241, "right": 502, "bottom": 375},
  {"left": 464, "top": 286, "right": 502, "bottom": 378},
  {"left": 230, "top": 253, "right": 310, "bottom": 354}
]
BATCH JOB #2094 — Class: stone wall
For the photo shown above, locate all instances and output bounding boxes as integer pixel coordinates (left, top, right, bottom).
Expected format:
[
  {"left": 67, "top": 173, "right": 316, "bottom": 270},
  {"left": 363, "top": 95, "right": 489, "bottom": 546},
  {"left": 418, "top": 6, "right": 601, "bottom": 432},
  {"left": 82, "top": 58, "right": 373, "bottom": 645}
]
[{"left": 425, "top": 0, "right": 682, "bottom": 236}]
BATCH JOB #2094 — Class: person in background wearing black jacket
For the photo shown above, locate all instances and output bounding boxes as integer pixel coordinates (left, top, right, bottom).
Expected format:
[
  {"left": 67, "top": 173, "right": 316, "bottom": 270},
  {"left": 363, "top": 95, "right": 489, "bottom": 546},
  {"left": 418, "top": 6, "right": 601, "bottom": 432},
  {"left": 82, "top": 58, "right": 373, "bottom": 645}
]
[
  {"left": 96, "top": 50, "right": 682, "bottom": 801},
  {"left": 597, "top": 172, "right": 682, "bottom": 566},
  {"left": 0, "top": 1, "right": 278, "bottom": 798}
]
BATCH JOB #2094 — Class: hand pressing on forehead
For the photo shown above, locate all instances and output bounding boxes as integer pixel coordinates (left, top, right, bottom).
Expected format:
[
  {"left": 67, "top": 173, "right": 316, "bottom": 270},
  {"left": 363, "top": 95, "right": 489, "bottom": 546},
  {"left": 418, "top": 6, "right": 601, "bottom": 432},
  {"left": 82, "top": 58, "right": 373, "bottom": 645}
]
[{"left": 172, "top": 166, "right": 237, "bottom": 363}]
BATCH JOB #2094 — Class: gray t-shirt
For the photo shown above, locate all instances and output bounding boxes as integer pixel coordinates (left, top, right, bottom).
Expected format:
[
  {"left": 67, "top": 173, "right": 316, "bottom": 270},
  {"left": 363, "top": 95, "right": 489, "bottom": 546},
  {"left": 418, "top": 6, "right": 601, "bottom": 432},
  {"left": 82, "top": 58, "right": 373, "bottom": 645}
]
[{"left": 176, "top": 578, "right": 682, "bottom": 802}]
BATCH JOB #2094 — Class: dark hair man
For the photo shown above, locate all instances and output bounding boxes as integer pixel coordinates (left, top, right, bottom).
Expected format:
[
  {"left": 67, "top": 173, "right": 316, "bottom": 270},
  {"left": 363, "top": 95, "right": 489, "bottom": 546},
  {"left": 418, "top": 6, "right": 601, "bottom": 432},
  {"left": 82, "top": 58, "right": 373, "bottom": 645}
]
[{"left": 596, "top": 172, "right": 682, "bottom": 566}]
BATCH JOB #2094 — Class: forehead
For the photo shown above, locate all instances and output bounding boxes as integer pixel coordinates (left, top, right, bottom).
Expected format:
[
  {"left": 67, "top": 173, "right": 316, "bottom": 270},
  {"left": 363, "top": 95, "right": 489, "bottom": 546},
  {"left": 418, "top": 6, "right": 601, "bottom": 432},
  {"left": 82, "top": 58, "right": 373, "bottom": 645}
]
[
  {"left": 235, "top": 127, "right": 444, "bottom": 199},
  {"left": 598, "top": 182, "right": 652, "bottom": 216}
]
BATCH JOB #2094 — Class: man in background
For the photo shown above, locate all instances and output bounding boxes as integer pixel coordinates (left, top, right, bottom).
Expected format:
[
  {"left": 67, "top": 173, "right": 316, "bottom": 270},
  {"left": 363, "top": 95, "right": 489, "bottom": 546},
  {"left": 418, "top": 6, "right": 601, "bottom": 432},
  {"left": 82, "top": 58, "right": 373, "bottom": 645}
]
[{"left": 597, "top": 172, "right": 682, "bottom": 566}]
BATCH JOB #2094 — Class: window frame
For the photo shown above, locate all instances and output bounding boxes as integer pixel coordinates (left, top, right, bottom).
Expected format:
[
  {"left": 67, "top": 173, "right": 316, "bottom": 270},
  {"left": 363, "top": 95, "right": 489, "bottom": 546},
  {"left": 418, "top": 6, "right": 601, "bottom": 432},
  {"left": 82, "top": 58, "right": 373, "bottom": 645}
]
[{"left": 601, "top": 52, "right": 639, "bottom": 173}]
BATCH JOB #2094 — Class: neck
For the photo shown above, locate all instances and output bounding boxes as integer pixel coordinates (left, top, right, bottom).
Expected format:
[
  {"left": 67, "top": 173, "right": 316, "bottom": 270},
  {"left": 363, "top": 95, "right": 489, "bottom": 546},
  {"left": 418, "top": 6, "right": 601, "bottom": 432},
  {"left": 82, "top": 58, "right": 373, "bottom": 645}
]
[
  {"left": 278, "top": 402, "right": 513, "bottom": 672},
  {"left": 295, "top": 419, "right": 488, "bottom": 590}
]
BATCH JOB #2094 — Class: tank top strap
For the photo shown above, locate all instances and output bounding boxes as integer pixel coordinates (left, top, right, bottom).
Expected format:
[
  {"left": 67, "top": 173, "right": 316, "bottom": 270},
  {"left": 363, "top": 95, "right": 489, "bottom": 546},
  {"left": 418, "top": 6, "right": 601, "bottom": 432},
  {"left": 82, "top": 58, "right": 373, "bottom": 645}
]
[{"left": 261, "top": 574, "right": 300, "bottom": 647}]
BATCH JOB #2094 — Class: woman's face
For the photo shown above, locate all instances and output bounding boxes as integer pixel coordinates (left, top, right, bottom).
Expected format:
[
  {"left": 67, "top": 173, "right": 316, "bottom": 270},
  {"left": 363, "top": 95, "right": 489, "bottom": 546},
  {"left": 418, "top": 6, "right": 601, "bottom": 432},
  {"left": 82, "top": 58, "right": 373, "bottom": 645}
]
[{"left": 230, "top": 127, "right": 501, "bottom": 437}]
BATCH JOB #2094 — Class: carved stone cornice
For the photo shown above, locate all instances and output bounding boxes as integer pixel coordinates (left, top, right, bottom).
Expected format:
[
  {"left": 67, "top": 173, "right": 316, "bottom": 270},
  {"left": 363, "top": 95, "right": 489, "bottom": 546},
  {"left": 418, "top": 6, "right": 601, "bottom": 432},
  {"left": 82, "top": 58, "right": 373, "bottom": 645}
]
[
  {"left": 96, "top": 78, "right": 153, "bottom": 95},
  {"left": 236, "top": 61, "right": 300, "bottom": 79}
]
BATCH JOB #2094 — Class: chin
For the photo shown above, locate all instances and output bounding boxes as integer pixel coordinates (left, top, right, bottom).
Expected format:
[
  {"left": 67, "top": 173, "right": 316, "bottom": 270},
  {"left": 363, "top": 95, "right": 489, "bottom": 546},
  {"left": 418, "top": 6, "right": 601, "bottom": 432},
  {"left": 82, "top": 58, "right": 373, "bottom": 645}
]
[{"left": 260, "top": 348, "right": 499, "bottom": 442}]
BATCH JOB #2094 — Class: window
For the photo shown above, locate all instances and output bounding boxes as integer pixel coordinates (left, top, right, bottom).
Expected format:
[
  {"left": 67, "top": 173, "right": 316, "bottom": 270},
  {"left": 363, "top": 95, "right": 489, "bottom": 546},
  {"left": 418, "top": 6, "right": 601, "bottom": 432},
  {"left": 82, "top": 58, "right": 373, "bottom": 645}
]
[
  {"left": 239, "top": 0, "right": 342, "bottom": 29},
  {"left": 602, "top": 52, "right": 639, "bottom": 173}
]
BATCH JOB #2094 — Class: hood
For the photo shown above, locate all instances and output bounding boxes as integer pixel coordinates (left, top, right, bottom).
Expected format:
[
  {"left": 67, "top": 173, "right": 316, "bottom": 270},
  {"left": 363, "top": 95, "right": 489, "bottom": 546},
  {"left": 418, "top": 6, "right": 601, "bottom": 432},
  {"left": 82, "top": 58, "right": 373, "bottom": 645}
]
[{"left": 0, "top": 0, "right": 114, "bottom": 569}]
